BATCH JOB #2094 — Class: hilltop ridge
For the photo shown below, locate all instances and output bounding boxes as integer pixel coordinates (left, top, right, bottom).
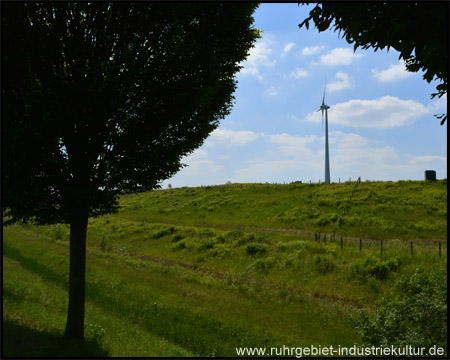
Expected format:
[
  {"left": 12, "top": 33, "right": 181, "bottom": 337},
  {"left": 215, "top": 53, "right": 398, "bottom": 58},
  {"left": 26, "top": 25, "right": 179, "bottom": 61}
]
[{"left": 117, "top": 179, "right": 447, "bottom": 241}]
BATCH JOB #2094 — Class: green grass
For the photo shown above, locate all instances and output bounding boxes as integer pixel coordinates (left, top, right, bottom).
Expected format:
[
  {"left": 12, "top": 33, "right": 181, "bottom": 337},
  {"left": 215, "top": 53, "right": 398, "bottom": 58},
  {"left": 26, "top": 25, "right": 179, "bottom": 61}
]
[
  {"left": 117, "top": 180, "right": 447, "bottom": 241},
  {"left": 3, "top": 180, "right": 447, "bottom": 356}
]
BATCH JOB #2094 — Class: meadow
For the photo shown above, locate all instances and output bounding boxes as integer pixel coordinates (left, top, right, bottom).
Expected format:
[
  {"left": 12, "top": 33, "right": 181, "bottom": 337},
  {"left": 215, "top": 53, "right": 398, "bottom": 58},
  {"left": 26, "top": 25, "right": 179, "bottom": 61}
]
[{"left": 2, "top": 180, "right": 447, "bottom": 357}]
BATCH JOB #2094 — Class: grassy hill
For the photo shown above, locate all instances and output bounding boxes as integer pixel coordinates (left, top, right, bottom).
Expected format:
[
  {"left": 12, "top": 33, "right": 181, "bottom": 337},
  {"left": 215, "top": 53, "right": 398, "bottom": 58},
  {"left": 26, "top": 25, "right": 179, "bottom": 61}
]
[
  {"left": 118, "top": 179, "right": 447, "bottom": 241},
  {"left": 3, "top": 180, "right": 447, "bottom": 356}
]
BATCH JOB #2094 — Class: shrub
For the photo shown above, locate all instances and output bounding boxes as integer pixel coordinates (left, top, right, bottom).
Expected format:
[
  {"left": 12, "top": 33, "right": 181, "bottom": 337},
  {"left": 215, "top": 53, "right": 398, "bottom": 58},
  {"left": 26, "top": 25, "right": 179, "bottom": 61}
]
[
  {"left": 314, "top": 255, "right": 335, "bottom": 274},
  {"left": 355, "top": 267, "right": 447, "bottom": 349},
  {"left": 225, "top": 230, "right": 243, "bottom": 240},
  {"left": 152, "top": 226, "right": 176, "bottom": 239},
  {"left": 316, "top": 214, "right": 338, "bottom": 226},
  {"left": 246, "top": 243, "right": 267, "bottom": 256},
  {"left": 197, "top": 240, "right": 215, "bottom": 252},
  {"left": 197, "top": 228, "right": 215, "bottom": 238},
  {"left": 171, "top": 240, "right": 186, "bottom": 251},
  {"left": 208, "top": 244, "right": 230, "bottom": 258},
  {"left": 197, "top": 235, "right": 225, "bottom": 252},
  {"left": 171, "top": 234, "right": 184, "bottom": 242},
  {"left": 247, "top": 257, "right": 275, "bottom": 273},
  {"left": 350, "top": 256, "right": 401, "bottom": 281}
]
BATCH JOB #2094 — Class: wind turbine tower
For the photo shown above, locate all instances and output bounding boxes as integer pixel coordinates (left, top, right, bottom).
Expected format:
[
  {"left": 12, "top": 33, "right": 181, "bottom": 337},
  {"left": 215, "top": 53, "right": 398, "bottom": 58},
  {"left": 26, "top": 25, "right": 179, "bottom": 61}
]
[{"left": 318, "top": 82, "right": 331, "bottom": 184}]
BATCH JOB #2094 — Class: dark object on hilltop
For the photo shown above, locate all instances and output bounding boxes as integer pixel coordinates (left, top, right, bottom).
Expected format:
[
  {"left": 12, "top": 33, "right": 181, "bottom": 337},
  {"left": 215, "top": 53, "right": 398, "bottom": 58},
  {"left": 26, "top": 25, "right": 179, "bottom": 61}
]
[{"left": 424, "top": 170, "right": 436, "bottom": 181}]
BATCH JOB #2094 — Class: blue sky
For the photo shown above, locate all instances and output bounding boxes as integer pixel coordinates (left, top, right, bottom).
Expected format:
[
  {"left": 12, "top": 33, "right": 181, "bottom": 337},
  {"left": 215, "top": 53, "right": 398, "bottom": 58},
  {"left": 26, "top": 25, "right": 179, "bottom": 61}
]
[{"left": 162, "top": 3, "right": 447, "bottom": 188}]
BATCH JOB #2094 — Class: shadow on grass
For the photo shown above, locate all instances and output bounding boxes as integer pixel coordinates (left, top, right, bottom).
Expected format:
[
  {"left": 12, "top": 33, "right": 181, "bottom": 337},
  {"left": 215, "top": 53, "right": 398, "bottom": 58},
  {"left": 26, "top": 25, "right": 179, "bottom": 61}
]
[{"left": 2, "top": 319, "right": 110, "bottom": 358}]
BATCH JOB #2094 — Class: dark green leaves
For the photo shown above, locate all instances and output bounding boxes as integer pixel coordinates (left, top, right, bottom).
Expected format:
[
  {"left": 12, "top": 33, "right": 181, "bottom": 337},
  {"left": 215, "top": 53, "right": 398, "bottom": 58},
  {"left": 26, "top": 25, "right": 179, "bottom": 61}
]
[
  {"left": 2, "top": 3, "right": 260, "bottom": 225},
  {"left": 298, "top": 2, "right": 448, "bottom": 125}
]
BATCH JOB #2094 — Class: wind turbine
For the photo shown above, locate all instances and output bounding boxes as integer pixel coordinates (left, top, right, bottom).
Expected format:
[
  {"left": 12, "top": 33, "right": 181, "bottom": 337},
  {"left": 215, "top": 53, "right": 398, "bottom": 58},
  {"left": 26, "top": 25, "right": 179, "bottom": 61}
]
[{"left": 318, "top": 81, "right": 330, "bottom": 184}]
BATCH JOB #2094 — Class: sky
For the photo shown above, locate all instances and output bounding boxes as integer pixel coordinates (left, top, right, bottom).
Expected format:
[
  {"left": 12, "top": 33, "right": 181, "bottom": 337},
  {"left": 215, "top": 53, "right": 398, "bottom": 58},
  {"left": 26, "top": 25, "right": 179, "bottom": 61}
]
[{"left": 161, "top": 3, "right": 447, "bottom": 188}]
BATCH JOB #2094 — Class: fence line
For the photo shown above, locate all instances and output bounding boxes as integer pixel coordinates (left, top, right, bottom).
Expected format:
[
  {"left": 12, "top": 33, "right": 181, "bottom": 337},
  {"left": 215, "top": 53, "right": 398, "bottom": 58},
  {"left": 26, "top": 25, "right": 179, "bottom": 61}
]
[
  {"left": 203, "top": 177, "right": 363, "bottom": 189},
  {"left": 313, "top": 231, "right": 444, "bottom": 257}
]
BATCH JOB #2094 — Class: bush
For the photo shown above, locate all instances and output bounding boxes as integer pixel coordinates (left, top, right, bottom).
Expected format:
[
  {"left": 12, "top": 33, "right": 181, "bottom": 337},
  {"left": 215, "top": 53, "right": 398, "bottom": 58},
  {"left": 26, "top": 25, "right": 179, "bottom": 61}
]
[
  {"left": 208, "top": 244, "right": 230, "bottom": 258},
  {"left": 350, "top": 256, "right": 401, "bottom": 281},
  {"left": 152, "top": 226, "right": 176, "bottom": 239},
  {"left": 171, "top": 234, "right": 184, "bottom": 242},
  {"left": 316, "top": 214, "right": 338, "bottom": 226},
  {"left": 198, "top": 228, "right": 215, "bottom": 238},
  {"left": 355, "top": 267, "right": 447, "bottom": 349},
  {"left": 225, "top": 230, "right": 243, "bottom": 240},
  {"left": 236, "top": 233, "right": 256, "bottom": 246},
  {"left": 171, "top": 240, "right": 186, "bottom": 251},
  {"left": 197, "top": 235, "right": 225, "bottom": 252},
  {"left": 314, "top": 255, "right": 335, "bottom": 274},
  {"left": 246, "top": 243, "right": 267, "bottom": 256},
  {"left": 197, "top": 240, "right": 215, "bottom": 252},
  {"left": 247, "top": 257, "right": 275, "bottom": 273}
]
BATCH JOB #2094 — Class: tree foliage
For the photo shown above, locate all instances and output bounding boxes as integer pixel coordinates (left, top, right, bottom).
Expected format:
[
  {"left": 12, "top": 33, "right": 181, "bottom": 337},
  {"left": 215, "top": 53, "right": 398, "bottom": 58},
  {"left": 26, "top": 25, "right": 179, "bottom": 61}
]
[
  {"left": 2, "top": 2, "right": 259, "bottom": 340},
  {"left": 3, "top": 2, "right": 260, "bottom": 225},
  {"left": 355, "top": 267, "right": 447, "bottom": 350},
  {"left": 299, "top": 2, "right": 448, "bottom": 125}
]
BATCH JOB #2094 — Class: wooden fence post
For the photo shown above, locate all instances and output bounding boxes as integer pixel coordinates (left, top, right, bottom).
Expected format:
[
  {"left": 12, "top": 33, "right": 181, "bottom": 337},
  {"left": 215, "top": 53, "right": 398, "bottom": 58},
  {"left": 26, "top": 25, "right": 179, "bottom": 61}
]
[
  {"left": 439, "top": 242, "right": 442, "bottom": 257},
  {"left": 340, "top": 236, "right": 343, "bottom": 249},
  {"left": 410, "top": 241, "right": 413, "bottom": 255},
  {"left": 359, "top": 239, "right": 362, "bottom": 251},
  {"left": 381, "top": 240, "right": 383, "bottom": 254},
  {"left": 324, "top": 234, "right": 326, "bottom": 244}
]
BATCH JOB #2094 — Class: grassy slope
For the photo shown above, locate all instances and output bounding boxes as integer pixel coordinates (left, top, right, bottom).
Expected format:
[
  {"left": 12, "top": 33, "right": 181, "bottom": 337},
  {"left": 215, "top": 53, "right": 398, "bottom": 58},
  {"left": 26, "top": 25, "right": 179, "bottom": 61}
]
[
  {"left": 3, "top": 180, "right": 447, "bottom": 356},
  {"left": 117, "top": 180, "right": 447, "bottom": 241}
]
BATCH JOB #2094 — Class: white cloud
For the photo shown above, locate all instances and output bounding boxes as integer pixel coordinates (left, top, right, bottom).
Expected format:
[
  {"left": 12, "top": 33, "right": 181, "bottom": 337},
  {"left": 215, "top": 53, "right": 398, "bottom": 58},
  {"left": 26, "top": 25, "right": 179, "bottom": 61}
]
[
  {"left": 408, "top": 155, "right": 447, "bottom": 165},
  {"left": 181, "top": 150, "right": 224, "bottom": 175},
  {"left": 334, "top": 132, "right": 397, "bottom": 163},
  {"left": 427, "top": 93, "right": 447, "bottom": 112},
  {"left": 206, "top": 128, "right": 259, "bottom": 148},
  {"left": 183, "top": 149, "right": 208, "bottom": 161},
  {"left": 304, "top": 96, "right": 429, "bottom": 128},
  {"left": 183, "top": 159, "right": 225, "bottom": 175},
  {"left": 372, "top": 60, "right": 412, "bottom": 82},
  {"left": 320, "top": 48, "right": 363, "bottom": 66},
  {"left": 266, "top": 86, "right": 279, "bottom": 96},
  {"left": 270, "top": 133, "right": 317, "bottom": 157},
  {"left": 289, "top": 67, "right": 309, "bottom": 80},
  {"left": 302, "top": 45, "right": 324, "bottom": 56},
  {"left": 235, "top": 159, "right": 306, "bottom": 182},
  {"left": 282, "top": 42, "right": 295, "bottom": 55},
  {"left": 332, "top": 132, "right": 447, "bottom": 181},
  {"left": 328, "top": 72, "right": 355, "bottom": 92},
  {"left": 239, "top": 38, "right": 276, "bottom": 81},
  {"left": 216, "top": 129, "right": 446, "bottom": 184}
]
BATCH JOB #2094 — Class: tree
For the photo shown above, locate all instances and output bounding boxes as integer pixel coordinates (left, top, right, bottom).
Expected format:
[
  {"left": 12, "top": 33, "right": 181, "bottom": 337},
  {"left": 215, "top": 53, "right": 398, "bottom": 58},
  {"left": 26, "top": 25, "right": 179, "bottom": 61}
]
[
  {"left": 2, "top": 2, "right": 259, "bottom": 340},
  {"left": 355, "top": 267, "right": 447, "bottom": 350},
  {"left": 299, "top": 2, "right": 448, "bottom": 125}
]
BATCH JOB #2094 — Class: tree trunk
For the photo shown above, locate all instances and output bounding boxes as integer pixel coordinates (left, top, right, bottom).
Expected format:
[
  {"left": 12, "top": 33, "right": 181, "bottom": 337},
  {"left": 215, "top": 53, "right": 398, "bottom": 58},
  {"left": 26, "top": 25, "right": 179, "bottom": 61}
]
[{"left": 64, "top": 214, "right": 89, "bottom": 340}]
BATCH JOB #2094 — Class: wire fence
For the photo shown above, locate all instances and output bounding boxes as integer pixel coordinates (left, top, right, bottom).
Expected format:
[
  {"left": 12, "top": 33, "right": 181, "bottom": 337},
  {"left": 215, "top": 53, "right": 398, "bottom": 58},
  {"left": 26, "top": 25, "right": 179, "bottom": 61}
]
[
  {"left": 312, "top": 231, "right": 446, "bottom": 257},
  {"left": 200, "top": 177, "right": 362, "bottom": 189},
  {"left": 186, "top": 177, "right": 446, "bottom": 257}
]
